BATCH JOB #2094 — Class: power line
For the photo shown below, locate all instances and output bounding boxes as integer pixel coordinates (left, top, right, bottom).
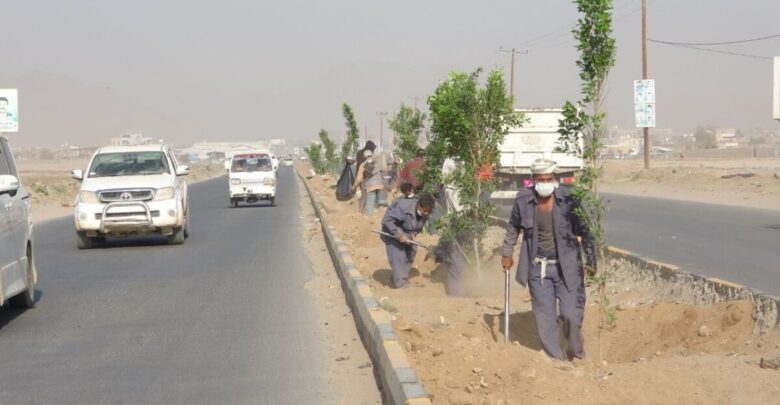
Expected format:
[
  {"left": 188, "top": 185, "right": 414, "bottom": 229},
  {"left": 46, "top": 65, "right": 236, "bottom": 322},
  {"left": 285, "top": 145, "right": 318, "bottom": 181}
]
[
  {"left": 648, "top": 40, "right": 773, "bottom": 60},
  {"left": 649, "top": 33, "right": 780, "bottom": 47}
]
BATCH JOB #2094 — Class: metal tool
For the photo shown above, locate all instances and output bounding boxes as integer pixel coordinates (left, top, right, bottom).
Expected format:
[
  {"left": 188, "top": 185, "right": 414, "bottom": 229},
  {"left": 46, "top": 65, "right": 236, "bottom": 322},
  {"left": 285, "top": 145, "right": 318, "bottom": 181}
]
[
  {"left": 504, "top": 268, "right": 511, "bottom": 343},
  {"left": 371, "top": 229, "right": 431, "bottom": 250}
]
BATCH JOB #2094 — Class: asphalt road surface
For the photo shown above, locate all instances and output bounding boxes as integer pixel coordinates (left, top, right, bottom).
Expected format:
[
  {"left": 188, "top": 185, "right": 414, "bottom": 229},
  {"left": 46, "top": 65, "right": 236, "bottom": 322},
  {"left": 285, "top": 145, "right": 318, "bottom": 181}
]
[
  {"left": 496, "top": 192, "right": 780, "bottom": 297},
  {"left": 0, "top": 168, "right": 340, "bottom": 404}
]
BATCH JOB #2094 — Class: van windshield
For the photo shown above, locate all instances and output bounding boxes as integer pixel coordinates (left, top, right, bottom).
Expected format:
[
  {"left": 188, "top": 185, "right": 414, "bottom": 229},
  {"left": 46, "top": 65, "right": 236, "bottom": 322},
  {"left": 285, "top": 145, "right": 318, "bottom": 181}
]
[
  {"left": 88, "top": 152, "right": 170, "bottom": 177},
  {"left": 231, "top": 155, "right": 272, "bottom": 172}
]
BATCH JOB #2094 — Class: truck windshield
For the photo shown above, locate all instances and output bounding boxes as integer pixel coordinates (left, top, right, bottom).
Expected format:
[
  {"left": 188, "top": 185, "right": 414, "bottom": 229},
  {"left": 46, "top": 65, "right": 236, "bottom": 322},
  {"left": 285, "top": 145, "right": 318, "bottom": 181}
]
[
  {"left": 88, "top": 152, "right": 170, "bottom": 177},
  {"left": 231, "top": 155, "right": 272, "bottom": 172}
]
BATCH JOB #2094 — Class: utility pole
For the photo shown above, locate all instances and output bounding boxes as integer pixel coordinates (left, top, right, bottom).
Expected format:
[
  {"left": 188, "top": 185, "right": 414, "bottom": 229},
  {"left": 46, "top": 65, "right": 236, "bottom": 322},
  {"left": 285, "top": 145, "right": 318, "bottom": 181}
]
[
  {"left": 642, "top": 0, "right": 650, "bottom": 169},
  {"left": 408, "top": 96, "right": 422, "bottom": 111},
  {"left": 499, "top": 47, "right": 528, "bottom": 107},
  {"left": 376, "top": 112, "right": 387, "bottom": 154}
]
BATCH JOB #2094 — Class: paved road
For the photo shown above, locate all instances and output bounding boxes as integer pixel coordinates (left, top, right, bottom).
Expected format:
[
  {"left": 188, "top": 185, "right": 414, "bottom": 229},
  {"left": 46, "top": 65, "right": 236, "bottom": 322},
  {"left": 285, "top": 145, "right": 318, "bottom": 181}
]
[
  {"left": 0, "top": 168, "right": 338, "bottom": 404},
  {"left": 496, "top": 193, "right": 780, "bottom": 297}
]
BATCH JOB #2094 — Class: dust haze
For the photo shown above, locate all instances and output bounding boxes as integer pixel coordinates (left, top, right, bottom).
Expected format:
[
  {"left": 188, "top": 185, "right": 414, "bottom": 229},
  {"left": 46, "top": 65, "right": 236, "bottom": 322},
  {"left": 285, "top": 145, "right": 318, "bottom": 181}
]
[{"left": 1, "top": 0, "right": 778, "bottom": 147}]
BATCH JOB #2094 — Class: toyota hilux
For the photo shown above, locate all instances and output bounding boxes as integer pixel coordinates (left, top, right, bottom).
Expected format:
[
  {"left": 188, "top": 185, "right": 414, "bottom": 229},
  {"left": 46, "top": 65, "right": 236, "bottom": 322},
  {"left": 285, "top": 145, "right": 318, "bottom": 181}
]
[{"left": 72, "top": 144, "right": 190, "bottom": 248}]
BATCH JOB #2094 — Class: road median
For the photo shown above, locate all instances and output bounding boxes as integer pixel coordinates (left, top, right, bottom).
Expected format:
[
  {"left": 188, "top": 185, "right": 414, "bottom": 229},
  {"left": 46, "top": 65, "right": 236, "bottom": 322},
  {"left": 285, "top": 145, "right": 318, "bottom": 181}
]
[{"left": 297, "top": 168, "right": 431, "bottom": 405}]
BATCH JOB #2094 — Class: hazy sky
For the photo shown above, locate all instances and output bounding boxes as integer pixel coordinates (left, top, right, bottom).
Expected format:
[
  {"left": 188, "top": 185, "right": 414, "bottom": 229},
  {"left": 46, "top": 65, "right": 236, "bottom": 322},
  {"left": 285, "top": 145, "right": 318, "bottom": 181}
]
[{"left": 1, "top": 0, "right": 779, "bottom": 147}]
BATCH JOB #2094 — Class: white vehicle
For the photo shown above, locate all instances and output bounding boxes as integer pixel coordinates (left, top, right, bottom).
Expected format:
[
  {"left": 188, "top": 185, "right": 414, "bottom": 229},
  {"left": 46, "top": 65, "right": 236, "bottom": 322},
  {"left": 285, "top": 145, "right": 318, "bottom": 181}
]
[
  {"left": 72, "top": 144, "right": 191, "bottom": 249},
  {"left": 228, "top": 152, "right": 277, "bottom": 207},
  {"left": 494, "top": 108, "right": 584, "bottom": 200},
  {"left": 0, "top": 136, "right": 37, "bottom": 308},
  {"left": 271, "top": 154, "right": 279, "bottom": 172},
  {"left": 282, "top": 155, "right": 294, "bottom": 166}
]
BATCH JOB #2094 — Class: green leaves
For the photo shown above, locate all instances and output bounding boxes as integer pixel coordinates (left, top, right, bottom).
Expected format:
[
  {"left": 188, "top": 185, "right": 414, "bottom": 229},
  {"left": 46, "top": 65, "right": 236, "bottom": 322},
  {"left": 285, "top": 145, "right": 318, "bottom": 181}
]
[
  {"left": 319, "top": 129, "right": 339, "bottom": 173},
  {"left": 304, "top": 143, "right": 325, "bottom": 175},
  {"left": 388, "top": 104, "right": 426, "bottom": 163},
  {"left": 340, "top": 103, "right": 360, "bottom": 161},
  {"left": 423, "top": 68, "right": 521, "bottom": 244}
]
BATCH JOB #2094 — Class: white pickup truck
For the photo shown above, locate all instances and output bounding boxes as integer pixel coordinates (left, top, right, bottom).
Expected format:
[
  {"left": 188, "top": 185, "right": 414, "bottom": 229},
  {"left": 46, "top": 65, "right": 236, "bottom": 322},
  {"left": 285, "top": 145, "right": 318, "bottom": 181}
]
[
  {"left": 72, "top": 144, "right": 191, "bottom": 248},
  {"left": 494, "top": 108, "right": 583, "bottom": 200}
]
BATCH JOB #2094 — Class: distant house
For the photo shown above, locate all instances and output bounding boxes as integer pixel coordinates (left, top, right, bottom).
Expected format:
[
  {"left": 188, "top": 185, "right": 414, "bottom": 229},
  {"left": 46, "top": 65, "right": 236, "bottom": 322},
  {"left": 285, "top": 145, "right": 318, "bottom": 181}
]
[{"left": 56, "top": 145, "right": 99, "bottom": 159}]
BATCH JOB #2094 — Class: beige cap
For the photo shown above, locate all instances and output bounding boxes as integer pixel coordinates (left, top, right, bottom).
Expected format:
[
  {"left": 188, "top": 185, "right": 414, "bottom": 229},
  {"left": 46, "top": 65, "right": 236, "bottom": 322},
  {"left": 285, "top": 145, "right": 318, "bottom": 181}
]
[{"left": 530, "top": 159, "right": 558, "bottom": 175}]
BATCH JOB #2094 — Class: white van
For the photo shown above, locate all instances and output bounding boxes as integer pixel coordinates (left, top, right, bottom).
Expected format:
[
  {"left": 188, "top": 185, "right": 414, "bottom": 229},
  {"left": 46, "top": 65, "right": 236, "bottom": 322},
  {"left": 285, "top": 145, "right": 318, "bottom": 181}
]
[
  {"left": 228, "top": 152, "right": 277, "bottom": 207},
  {"left": 0, "top": 136, "right": 37, "bottom": 308}
]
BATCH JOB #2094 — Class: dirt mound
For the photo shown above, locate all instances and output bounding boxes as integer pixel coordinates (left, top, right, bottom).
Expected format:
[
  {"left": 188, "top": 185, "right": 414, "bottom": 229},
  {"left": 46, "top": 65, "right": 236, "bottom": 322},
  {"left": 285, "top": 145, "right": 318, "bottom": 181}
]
[{"left": 300, "top": 165, "right": 780, "bottom": 404}]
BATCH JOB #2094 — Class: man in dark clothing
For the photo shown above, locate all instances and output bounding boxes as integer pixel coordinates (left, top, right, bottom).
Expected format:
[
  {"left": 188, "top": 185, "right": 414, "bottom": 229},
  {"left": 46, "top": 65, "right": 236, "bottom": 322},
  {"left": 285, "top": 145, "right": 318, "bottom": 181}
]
[
  {"left": 380, "top": 194, "right": 435, "bottom": 288},
  {"left": 501, "top": 159, "right": 596, "bottom": 361}
]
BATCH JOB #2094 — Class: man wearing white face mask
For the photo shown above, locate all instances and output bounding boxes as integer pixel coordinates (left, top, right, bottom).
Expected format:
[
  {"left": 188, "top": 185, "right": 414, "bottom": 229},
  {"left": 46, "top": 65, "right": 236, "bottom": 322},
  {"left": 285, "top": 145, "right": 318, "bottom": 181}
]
[{"left": 500, "top": 159, "right": 596, "bottom": 361}]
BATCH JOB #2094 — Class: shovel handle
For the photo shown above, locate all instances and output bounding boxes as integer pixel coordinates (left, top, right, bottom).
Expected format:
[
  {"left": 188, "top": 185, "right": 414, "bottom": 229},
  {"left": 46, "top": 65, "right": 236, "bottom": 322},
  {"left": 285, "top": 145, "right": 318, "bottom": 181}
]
[{"left": 504, "top": 270, "right": 510, "bottom": 344}]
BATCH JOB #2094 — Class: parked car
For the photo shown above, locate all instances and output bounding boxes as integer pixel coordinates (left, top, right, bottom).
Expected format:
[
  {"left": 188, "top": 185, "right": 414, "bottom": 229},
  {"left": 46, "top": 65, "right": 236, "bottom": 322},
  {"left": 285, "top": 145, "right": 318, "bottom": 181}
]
[
  {"left": 72, "top": 144, "right": 190, "bottom": 249},
  {"left": 228, "top": 152, "right": 276, "bottom": 207},
  {"left": 0, "top": 136, "right": 37, "bottom": 308}
]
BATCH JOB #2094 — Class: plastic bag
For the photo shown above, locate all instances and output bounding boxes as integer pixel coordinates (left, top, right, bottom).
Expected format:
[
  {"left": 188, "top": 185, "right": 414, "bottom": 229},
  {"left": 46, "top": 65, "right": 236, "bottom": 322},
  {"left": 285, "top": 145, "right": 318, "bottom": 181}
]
[{"left": 335, "top": 163, "right": 356, "bottom": 201}]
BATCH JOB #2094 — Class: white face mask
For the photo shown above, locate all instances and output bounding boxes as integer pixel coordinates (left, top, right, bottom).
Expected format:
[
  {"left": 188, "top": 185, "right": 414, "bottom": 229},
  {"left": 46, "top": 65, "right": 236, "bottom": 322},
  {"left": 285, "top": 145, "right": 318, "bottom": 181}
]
[
  {"left": 534, "top": 181, "right": 558, "bottom": 197},
  {"left": 365, "top": 158, "right": 373, "bottom": 164}
]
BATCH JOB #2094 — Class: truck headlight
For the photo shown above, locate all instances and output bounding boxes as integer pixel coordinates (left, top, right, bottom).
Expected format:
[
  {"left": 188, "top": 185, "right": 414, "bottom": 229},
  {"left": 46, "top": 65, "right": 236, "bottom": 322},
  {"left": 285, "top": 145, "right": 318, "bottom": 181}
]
[
  {"left": 78, "top": 191, "right": 99, "bottom": 204},
  {"left": 263, "top": 177, "right": 276, "bottom": 186},
  {"left": 154, "top": 187, "right": 175, "bottom": 200},
  {"left": 230, "top": 178, "right": 241, "bottom": 185}
]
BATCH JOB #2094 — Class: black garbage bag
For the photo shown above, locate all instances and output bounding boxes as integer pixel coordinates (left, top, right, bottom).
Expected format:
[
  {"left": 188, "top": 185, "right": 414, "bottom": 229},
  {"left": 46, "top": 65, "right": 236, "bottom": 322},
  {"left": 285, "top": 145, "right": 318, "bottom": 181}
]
[{"left": 335, "top": 162, "right": 356, "bottom": 201}]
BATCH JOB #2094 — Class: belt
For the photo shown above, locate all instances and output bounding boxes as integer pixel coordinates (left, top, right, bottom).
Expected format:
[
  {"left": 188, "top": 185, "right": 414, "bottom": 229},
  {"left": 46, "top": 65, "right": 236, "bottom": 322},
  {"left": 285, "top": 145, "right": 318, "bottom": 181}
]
[{"left": 533, "top": 256, "right": 559, "bottom": 284}]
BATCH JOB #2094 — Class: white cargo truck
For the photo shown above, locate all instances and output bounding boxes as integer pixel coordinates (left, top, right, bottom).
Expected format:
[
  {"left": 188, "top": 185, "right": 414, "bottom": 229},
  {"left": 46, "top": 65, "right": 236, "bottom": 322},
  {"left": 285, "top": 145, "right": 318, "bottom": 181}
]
[{"left": 493, "top": 108, "right": 583, "bottom": 200}]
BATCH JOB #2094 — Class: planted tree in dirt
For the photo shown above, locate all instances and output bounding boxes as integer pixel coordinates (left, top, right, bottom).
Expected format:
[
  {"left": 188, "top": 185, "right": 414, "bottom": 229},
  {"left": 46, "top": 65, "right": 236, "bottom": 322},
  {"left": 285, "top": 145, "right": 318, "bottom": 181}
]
[
  {"left": 556, "top": 0, "right": 617, "bottom": 358},
  {"left": 318, "top": 129, "right": 339, "bottom": 173},
  {"left": 388, "top": 104, "right": 426, "bottom": 163},
  {"left": 304, "top": 142, "right": 326, "bottom": 175},
  {"left": 339, "top": 103, "right": 360, "bottom": 161},
  {"left": 423, "top": 69, "right": 522, "bottom": 273}
]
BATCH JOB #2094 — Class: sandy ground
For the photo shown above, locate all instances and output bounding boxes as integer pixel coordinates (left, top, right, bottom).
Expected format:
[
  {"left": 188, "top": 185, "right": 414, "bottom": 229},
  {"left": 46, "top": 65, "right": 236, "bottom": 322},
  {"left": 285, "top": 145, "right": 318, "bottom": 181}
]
[
  {"left": 299, "top": 180, "right": 382, "bottom": 405},
  {"left": 602, "top": 158, "right": 780, "bottom": 210},
  {"left": 300, "top": 165, "right": 780, "bottom": 405},
  {"left": 17, "top": 159, "right": 226, "bottom": 224}
]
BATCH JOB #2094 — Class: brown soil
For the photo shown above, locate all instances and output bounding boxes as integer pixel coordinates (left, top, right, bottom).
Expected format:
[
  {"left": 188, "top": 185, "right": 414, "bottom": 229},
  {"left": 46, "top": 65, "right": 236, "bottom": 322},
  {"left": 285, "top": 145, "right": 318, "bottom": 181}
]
[
  {"left": 299, "top": 165, "right": 780, "bottom": 405},
  {"left": 602, "top": 159, "right": 780, "bottom": 210}
]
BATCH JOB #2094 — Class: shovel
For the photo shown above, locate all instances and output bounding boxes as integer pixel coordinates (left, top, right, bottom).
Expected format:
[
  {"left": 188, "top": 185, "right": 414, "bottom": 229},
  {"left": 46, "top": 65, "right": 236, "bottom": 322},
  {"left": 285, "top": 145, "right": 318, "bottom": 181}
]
[
  {"left": 504, "top": 268, "right": 511, "bottom": 344},
  {"left": 371, "top": 229, "right": 432, "bottom": 250}
]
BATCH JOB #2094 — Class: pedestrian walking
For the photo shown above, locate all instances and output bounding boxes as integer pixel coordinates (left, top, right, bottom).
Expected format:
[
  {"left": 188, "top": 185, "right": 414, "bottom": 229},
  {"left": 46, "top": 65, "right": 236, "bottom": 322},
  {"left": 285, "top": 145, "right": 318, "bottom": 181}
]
[
  {"left": 380, "top": 194, "right": 436, "bottom": 288},
  {"left": 500, "top": 159, "right": 596, "bottom": 361}
]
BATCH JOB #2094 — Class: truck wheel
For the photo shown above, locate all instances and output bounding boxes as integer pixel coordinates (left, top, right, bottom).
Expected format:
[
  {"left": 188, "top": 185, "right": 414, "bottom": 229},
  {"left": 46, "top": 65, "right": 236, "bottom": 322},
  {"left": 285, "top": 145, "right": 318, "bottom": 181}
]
[
  {"left": 9, "top": 248, "right": 35, "bottom": 308},
  {"left": 270, "top": 197, "right": 276, "bottom": 206},
  {"left": 76, "top": 232, "right": 98, "bottom": 250},
  {"left": 168, "top": 227, "right": 185, "bottom": 245},
  {"left": 183, "top": 210, "right": 190, "bottom": 239},
  {"left": 233, "top": 199, "right": 239, "bottom": 208}
]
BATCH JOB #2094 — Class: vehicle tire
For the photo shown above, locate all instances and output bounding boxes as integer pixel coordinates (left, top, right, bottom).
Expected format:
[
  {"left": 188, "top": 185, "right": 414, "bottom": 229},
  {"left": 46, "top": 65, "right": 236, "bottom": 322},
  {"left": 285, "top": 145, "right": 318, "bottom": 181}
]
[
  {"left": 76, "top": 231, "right": 98, "bottom": 249},
  {"left": 233, "top": 199, "right": 239, "bottom": 208},
  {"left": 9, "top": 248, "right": 36, "bottom": 308},
  {"left": 183, "top": 209, "right": 190, "bottom": 239},
  {"left": 168, "top": 227, "right": 185, "bottom": 245},
  {"left": 270, "top": 197, "right": 276, "bottom": 207}
]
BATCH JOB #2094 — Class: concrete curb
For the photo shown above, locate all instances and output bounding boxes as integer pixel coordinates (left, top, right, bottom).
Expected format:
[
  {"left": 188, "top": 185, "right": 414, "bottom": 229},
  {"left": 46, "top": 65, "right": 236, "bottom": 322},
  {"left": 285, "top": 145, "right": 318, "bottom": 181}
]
[
  {"left": 489, "top": 216, "right": 780, "bottom": 333},
  {"left": 298, "top": 171, "right": 431, "bottom": 405}
]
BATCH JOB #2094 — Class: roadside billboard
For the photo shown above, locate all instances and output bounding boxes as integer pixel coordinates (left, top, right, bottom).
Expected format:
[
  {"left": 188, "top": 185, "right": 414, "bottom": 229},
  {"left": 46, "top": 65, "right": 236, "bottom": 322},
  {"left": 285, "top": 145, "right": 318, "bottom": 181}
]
[{"left": 0, "top": 89, "right": 19, "bottom": 133}]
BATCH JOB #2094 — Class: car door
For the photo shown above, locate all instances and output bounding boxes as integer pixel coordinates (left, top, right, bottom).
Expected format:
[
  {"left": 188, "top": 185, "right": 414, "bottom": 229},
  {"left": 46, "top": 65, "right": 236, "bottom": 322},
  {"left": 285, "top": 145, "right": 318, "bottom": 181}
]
[
  {"left": 2, "top": 139, "right": 28, "bottom": 253},
  {"left": 167, "top": 150, "right": 187, "bottom": 213},
  {"left": 0, "top": 139, "right": 22, "bottom": 299}
]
